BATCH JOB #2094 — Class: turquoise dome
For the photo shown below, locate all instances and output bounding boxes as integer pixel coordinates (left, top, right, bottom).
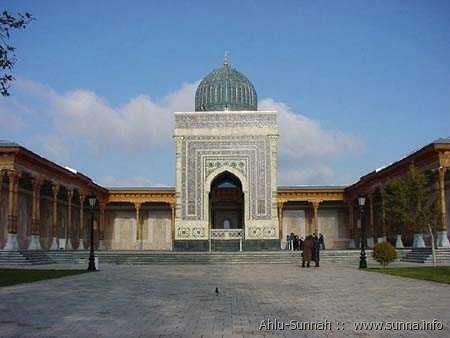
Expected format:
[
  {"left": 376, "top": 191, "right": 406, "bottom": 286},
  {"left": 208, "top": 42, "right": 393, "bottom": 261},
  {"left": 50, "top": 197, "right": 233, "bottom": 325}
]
[{"left": 195, "top": 57, "right": 257, "bottom": 112}]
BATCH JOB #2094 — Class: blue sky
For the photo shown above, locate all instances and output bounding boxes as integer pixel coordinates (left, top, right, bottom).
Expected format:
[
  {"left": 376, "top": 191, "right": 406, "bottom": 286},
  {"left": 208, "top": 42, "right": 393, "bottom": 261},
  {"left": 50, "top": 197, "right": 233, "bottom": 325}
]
[{"left": 1, "top": 0, "right": 450, "bottom": 187}]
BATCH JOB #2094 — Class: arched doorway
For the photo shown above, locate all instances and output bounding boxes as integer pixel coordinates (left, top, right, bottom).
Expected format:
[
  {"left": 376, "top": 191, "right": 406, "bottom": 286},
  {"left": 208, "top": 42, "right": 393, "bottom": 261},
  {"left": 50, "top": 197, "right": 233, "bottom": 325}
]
[{"left": 209, "top": 171, "right": 244, "bottom": 230}]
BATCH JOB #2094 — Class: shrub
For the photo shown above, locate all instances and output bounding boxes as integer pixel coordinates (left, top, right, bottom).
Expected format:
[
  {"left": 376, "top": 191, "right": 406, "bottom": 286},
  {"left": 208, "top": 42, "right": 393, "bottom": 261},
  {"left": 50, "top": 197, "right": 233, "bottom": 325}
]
[{"left": 372, "top": 242, "right": 397, "bottom": 267}]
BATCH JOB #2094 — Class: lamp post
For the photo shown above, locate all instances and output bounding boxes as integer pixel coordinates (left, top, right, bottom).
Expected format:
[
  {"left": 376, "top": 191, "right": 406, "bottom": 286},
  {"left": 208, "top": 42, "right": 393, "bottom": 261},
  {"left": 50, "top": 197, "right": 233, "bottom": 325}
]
[
  {"left": 87, "top": 195, "right": 97, "bottom": 272},
  {"left": 358, "top": 195, "right": 367, "bottom": 269}
]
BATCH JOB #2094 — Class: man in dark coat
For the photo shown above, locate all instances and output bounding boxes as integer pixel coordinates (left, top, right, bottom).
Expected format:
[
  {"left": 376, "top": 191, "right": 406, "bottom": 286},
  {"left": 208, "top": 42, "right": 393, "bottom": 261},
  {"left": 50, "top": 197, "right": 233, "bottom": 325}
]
[
  {"left": 313, "top": 235, "right": 320, "bottom": 267},
  {"left": 302, "top": 235, "right": 314, "bottom": 267},
  {"left": 319, "top": 233, "right": 325, "bottom": 250}
]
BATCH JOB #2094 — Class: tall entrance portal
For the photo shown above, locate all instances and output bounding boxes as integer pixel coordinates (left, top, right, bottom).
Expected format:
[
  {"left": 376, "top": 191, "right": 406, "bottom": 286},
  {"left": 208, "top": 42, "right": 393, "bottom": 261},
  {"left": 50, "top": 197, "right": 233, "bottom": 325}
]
[
  {"left": 210, "top": 171, "right": 244, "bottom": 230},
  {"left": 173, "top": 57, "right": 280, "bottom": 251}
]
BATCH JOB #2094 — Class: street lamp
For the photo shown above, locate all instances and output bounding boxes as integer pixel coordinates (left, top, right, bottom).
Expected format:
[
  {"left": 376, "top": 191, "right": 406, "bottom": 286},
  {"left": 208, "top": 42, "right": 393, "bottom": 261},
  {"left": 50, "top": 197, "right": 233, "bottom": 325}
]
[
  {"left": 358, "top": 195, "right": 367, "bottom": 269},
  {"left": 87, "top": 194, "right": 97, "bottom": 272}
]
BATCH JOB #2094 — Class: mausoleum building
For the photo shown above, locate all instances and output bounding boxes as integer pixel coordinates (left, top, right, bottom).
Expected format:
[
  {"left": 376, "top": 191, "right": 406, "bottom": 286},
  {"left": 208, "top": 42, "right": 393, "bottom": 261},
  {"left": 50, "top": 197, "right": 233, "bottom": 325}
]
[{"left": 1, "top": 59, "right": 449, "bottom": 252}]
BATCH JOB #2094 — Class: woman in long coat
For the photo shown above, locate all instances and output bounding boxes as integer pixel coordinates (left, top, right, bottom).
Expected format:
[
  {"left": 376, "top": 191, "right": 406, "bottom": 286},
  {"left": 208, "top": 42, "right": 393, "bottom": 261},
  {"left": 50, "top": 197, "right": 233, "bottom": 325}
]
[{"left": 302, "top": 235, "right": 314, "bottom": 267}]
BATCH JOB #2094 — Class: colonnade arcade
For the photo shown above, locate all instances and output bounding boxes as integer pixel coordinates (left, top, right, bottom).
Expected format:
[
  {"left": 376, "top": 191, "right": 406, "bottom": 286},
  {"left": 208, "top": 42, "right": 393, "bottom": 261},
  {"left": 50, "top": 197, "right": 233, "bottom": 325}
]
[
  {"left": 346, "top": 165, "right": 449, "bottom": 249},
  {"left": 0, "top": 169, "right": 106, "bottom": 251}
]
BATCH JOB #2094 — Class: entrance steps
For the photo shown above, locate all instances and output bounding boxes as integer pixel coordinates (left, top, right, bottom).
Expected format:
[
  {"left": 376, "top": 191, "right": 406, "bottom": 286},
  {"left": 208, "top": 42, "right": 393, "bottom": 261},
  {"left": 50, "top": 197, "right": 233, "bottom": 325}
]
[
  {"left": 401, "top": 248, "right": 450, "bottom": 264},
  {"left": 0, "top": 250, "right": 55, "bottom": 266},
  {"left": 7, "top": 249, "right": 449, "bottom": 266},
  {"left": 21, "top": 250, "right": 383, "bottom": 265}
]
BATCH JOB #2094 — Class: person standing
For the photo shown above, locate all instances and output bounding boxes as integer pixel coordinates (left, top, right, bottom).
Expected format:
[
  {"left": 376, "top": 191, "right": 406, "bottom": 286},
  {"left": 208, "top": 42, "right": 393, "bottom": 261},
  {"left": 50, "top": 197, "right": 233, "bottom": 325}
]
[
  {"left": 299, "top": 236, "right": 304, "bottom": 251},
  {"left": 313, "top": 235, "right": 320, "bottom": 267},
  {"left": 302, "top": 235, "right": 314, "bottom": 268},
  {"left": 319, "top": 233, "right": 325, "bottom": 250}
]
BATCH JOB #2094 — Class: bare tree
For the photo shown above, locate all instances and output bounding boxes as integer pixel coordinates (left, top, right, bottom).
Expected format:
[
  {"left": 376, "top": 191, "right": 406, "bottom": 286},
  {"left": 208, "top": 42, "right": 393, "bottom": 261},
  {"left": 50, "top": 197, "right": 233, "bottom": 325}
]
[{"left": 0, "top": 10, "right": 33, "bottom": 96}]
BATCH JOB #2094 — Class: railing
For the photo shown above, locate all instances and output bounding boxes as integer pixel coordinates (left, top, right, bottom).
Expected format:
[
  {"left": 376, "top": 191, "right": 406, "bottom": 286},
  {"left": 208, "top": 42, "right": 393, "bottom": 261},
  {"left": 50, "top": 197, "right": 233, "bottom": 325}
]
[
  {"left": 210, "top": 229, "right": 243, "bottom": 240},
  {"left": 209, "top": 228, "right": 244, "bottom": 252}
]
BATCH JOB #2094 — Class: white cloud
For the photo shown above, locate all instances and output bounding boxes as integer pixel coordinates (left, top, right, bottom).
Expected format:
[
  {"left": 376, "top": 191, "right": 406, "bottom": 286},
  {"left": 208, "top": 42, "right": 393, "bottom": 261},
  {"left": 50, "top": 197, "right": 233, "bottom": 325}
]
[
  {"left": 16, "top": 78, "right": 197, "bottom": 156},
  {"left": 260, "top": 98, "right": 363, "bottom": 161},
  {"left": 0, "top": 99, "right": 26, "bottom": 133},
  {"left": 5, "top": 78, "right": 364, "bottom": 186},
  {"left": 260, "top": 98, "right": 364, "bottom": 185}
]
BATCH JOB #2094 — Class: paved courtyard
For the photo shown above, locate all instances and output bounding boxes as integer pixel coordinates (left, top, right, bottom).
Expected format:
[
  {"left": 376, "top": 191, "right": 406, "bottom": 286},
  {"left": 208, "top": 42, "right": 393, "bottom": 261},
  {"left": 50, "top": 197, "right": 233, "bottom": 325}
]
[{"left": 0, "top": 263, "right": 449, "bottom": 338}]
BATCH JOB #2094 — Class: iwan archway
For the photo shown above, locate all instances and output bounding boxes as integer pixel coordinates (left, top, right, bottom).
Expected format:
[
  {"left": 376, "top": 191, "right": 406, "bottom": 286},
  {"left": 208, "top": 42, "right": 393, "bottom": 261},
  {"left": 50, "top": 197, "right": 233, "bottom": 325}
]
[{"left": 209, "top": 171, "right": 244, "bottom": 231}]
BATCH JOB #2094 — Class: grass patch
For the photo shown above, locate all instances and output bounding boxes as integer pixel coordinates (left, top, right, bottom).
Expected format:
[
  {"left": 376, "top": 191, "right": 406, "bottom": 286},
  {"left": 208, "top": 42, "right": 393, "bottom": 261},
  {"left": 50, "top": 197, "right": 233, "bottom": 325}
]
[
  {"left": 0, "top": 269, "right": 87, "bottom": 287},
  {"left": 368, "top": 266, "right": 450, "bottom": 285}
]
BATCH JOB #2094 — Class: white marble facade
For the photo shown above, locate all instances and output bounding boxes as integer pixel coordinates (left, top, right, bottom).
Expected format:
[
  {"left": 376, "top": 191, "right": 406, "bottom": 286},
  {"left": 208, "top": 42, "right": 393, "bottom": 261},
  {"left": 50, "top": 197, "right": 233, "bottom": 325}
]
[{"left": 174, "top": 110, "right": 279, "bottom": 241}]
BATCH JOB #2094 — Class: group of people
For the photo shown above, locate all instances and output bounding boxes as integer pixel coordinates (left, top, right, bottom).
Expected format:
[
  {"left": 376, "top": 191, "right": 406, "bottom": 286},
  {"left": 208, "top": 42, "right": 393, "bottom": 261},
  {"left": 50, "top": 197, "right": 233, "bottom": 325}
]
[{"left": 286, "top": 233, "right": 325, "bottom": 268}]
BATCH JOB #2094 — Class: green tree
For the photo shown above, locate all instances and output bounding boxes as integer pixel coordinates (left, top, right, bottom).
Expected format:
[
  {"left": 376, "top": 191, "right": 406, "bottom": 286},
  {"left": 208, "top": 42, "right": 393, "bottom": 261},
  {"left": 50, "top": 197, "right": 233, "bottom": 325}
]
[
  {"left": 383, "top": 177, "right": 408, "bottom": 235},
  {"left": 0, "top": 10, "right": 33, "bottom": 96},
  {"left": 403, "top": 165, "right": 441, "bottom": 266}
]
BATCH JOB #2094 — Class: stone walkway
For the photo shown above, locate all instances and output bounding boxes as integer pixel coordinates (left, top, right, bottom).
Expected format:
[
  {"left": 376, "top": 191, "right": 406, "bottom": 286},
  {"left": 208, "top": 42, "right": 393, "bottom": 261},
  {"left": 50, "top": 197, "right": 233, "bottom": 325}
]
[{"left": 0, "top": 263, "right": 449, "bottom": 337}]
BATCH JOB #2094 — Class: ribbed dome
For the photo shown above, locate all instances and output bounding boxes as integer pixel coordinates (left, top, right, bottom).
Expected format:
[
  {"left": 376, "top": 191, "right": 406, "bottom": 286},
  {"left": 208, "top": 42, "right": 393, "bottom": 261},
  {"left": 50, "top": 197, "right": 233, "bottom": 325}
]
[{"left": 195, "top": 57, "right": 257, "bottom": 112}]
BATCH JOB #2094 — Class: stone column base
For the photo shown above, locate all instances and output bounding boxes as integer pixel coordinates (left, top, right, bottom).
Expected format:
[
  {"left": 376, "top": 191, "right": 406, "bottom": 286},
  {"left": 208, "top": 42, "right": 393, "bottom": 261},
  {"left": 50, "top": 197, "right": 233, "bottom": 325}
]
[
  {"left": 28, "top": 235, "right": 42, "bottom": 250},
  {"left": 50, "top": 237, "right": 59, "bottom": 250},
  {"left": 367, "top": 237, "right": 375, "bottom": 249},
  {"left": 66, "top": 239, "right": 73, "bottom": 250},
  {"left": 348, "top": 239, "right": 356, "bottom": 249},
  {"left": 3, "top": 233, "right": 19, "bottom": 251},
  {"left": 377, "top": 236, "right": 387, "bottom": 244},
  {"left": 98, "top": 240, "right": 106, "bottom": 251},
  {"left": 395, "top": 234, "right": 404, "bottom": 248},
  {"left": 58, "top": 238, "right": 66, "bottom": 250},
  {"left": 413, "top": 233, "right": 425, "bottom": 248},
  {"left": 78, "top": 239, "right": 85, "bottom": 250},
  {"left": 436, "top": 231, "right": 450, "bottom": 248}
]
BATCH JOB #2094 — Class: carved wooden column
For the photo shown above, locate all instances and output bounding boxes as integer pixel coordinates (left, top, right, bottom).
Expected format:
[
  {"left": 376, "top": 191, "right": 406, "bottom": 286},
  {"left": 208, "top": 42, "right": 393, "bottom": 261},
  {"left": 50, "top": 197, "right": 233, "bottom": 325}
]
[
  {"left": 65, "top": 189, "right": 73, "bottom": 250},
  {"left": 4, "top": 169, "right": 19, "bottom": 250},
  {"left": 311, "top": 201, "right": 320, "bottom": 235},
  {"left": 170, "top": 202, "right": 176, "bottom": 242},
  {"left": 347, "top": 201, "right": 356, "bottom": 248},
  {"left": 437, "top": 167, "right": 450, "bottom": 247},
  {"left": 29, "top": 177, "right": 43, "bottom": 250},
  {"left": 0, "top": 170, "right": 3, "bottom": 222},
  {"left": 50, "top": 183, "right": 59, "bottom": 250},
  {"left": 78, "top": 192, "right": 85, "bottom": 250},
  {"left": 379, "top": 186, "right": 387, "bottom": 242},
  {"left": 98, "top": 201, "right": 106, "bottom": 250},
  {"left": 277, "top": 201, "right": 284, "bottom": 240},
  {"left": 134, "top": 202, "right": 141, "bottom": 245},
  {"left": 367, "top": 193, "right": 375, "bottom": 248}
]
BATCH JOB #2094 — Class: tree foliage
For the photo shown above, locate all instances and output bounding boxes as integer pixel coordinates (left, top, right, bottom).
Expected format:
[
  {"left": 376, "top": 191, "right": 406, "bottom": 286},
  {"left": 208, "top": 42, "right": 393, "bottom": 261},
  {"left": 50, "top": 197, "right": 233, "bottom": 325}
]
[
  {"left": 0, "top": 10, "right": 33, "bottom": 96},
  {"left": 383, "top": 177, "right": 408, "bottom": 234},
  {"left": 384, "top": 165, "right": 443, "bottom": 245}
]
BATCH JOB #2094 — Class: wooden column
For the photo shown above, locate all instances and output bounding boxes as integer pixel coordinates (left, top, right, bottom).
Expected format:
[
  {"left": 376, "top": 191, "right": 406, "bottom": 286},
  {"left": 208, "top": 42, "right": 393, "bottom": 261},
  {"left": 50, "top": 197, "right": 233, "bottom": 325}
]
[
  {"left": 380, "top": 186, "right": 386, "bottom": 237},
  {"left": 79, "top": 192, "right": 85, "bottom": 241},
  {"left": 31, "top": 177, "right": 42, "bottom": 235},
  {"left": 368, "top": 193, "right": 374, "bottom": 237},
  {"left": 170, "top": 202, "right": 176, "bottom": 241},
  {"left": 0, "top": 170, "right": 3, "bottom": 221},
  {"left": 67, "top": 189, "right": 73, "bottom": 245},
  {"left": 0, "top": 170, "right": 3, "bottom": 220},
  {"left": 438, "top": 167, "right": 448, "bottom": 231},
  {"left": 134, "top": 203, "right": 141, "bottom": 241},
  {"left": 277, "top": 201, "right": 284, "bottom": 240},
  {"left": 51, "top": 184, "right": 59, "bottom": 238},
  {"left": 7, "top": 170, "right": 19, "bottom": 234},
  {"left": 347, "top": 201, "right": 354, "bottom": 239},
  {"left": 99, "top": 201, "right": 106, "bottom": 241},
  {"left": 311, "top": 201, "right": 320, "bottom": 235}
]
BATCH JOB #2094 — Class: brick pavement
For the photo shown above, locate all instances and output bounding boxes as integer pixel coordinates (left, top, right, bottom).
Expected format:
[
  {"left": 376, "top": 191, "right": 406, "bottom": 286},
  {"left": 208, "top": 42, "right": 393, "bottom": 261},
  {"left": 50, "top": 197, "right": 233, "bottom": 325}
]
[{"left": 0, "top": 263, "right": 449, "bottom": 337}]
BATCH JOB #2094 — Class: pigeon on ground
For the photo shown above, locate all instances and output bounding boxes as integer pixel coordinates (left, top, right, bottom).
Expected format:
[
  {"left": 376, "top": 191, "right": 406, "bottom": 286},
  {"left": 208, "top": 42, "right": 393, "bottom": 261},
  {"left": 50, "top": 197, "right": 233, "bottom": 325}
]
[{"left": 215, "top": 287, "right": 219, "bottom": 295}]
